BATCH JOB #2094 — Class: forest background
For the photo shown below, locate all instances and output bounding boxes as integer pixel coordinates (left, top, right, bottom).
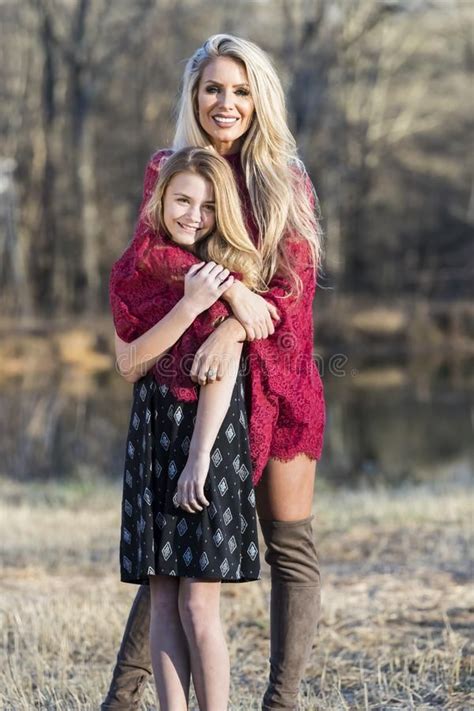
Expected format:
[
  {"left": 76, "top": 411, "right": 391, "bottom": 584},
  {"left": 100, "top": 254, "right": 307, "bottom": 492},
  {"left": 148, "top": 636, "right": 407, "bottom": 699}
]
[
  {"left": 1, "top": 0, "right": 472, "bottom": 316},
  {"left": 0, "top": 1, "right": 472, "bottom": 709}
]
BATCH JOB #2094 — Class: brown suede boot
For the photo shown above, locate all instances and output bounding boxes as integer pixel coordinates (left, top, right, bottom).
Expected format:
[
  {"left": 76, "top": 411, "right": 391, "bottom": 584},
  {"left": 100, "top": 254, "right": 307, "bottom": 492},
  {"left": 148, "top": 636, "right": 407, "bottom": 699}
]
[
  {"left": 259, "top": 517, "right": 321, "bottom": 711},
  {"left": 101, "top": 584, "right": 152, "bottom": 710}
]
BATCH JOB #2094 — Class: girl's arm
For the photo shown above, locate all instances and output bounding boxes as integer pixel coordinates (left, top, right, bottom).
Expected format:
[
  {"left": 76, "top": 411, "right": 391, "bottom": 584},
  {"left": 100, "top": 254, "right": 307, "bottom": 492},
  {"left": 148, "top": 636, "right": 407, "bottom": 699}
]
[
  {"left": 115, "top": 297, "right": 200, "bottom": 383},
  {"left": 174, "top": 341, "right": 244, "bottom": 513},
  {"left": 115, "top": 262, "right": 234, "bottom": 383}
]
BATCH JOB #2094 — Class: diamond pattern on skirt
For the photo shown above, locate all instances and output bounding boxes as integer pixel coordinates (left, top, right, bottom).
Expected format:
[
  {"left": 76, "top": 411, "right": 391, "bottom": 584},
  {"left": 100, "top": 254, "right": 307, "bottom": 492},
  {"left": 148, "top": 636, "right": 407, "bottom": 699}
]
[
  {"left": 156, "top": 512, "right": 166, "bottom": 529},
  {"left": 200, "top": 552, "right": 209, "bottom": 570},
  {"left": 162, "top": 542, "right": 172, "bottom": 561},
  {"left": 225, "top": 424, "right": 236, "bottom": 442},
  {"left": 213, "top": 529, "right": 224, "bottom": 547},
  {"left": 211, "top": 448, "right": 223, "bottom": 466},
  {"left": 218, "top": 477, "right": 228, "bottom": 496},
  {"left": 168, "top": 460, "right": 178, "bottom": 479},
  {"left": 120, "top": 368, "right": 260, "bottom": 584},
  {"left": 177, "top": 518, "right": 188, "bottom": 536},
  {"left": 160, "top": 432, "right": 170, "bottom": 450}
]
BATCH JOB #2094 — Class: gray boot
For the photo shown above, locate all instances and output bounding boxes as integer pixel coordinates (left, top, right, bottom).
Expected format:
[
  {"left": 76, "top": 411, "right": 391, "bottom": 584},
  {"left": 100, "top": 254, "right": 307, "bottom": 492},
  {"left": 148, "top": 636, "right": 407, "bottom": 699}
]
[
  {"left": 101, "top": 584, "right": 152, "bottom": 710},
  {"left": 259, "top": 517, "right": 321, "bottom": 711}
]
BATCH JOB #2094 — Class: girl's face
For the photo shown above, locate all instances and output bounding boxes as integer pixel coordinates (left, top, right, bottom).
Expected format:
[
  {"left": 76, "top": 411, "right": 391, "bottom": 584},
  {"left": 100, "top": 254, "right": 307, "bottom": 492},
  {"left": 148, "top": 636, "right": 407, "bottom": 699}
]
[
  {"left": 162, "top": 171, "right": 216, "bottom": 248},
  {"left": 197, "top": 56, "right": 255, "bottom": 155}
]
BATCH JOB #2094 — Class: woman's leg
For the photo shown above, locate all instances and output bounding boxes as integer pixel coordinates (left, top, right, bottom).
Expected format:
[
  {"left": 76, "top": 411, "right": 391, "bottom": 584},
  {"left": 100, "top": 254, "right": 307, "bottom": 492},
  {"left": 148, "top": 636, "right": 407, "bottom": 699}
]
[
  {"left": 256, "top": 455, "right": 321, "bottom": 711},
  {"left": 149, "top": 575, "right": 191, "bottom": 711},
  {"left": 178, "top": 579, "right": 229, "bottom": 711}
]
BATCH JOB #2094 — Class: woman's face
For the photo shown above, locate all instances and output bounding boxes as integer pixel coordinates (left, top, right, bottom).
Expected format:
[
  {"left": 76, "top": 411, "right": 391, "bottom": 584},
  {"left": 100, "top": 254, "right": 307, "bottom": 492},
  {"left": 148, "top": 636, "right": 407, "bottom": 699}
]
[
  {"left": 162, "top": 171, "right": 215, "bottom": 248},
  {"left": 197, "top": 56, "right": 255, "bottom": 155}
]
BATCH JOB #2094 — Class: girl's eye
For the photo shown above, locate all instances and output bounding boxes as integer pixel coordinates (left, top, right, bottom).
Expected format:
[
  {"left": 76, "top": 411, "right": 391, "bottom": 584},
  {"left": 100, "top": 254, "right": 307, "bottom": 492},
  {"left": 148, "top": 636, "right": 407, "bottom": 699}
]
[
  {"left": 206, "top": 86, "right": 219, "bottom": 94},
  {"left": 203, "top": 205, "right": 215, "bottom": 212},
  {"left": 177, "top": 198, "right": 189, "bottom": 204},
  {"left": 236, "top": 89, "right": 250, "bottom": 97}
]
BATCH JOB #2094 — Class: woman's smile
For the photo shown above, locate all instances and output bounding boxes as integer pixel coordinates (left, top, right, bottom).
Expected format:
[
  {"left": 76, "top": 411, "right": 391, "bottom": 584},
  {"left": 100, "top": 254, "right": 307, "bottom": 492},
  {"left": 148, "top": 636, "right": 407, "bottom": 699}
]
[{"left": 212, "top": 114, "right": 239, "bottom": 127}]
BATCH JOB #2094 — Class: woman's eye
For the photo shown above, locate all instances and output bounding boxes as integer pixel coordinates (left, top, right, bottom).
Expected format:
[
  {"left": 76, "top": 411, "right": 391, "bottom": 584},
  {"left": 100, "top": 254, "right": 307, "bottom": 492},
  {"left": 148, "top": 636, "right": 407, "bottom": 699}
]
[
  {"left": 203, "top": 205, "right": 215, "bottom": 212},
  {"left": 206, "top": 86, "right": 219, "bottom": 94},
  {"left": 236, "top": 89, "right": 250, "bottom": 97},
  {"left": 177, "top": 198, "right": 189, "bottom": 204}
]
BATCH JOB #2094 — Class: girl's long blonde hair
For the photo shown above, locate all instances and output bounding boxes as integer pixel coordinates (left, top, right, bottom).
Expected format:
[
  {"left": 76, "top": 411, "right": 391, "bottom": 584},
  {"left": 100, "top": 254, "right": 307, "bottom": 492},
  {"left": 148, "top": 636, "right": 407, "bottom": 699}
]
[
  {"left": 144, "top": 147, "right": 265, "bottom": 292},
  {"left": 174, "top": 33, "right": 323, "bottom": 297}
]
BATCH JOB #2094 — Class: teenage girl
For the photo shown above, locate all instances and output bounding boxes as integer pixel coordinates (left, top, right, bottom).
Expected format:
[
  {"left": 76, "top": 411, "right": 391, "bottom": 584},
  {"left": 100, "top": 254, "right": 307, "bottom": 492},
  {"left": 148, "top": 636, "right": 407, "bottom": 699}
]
[{"left": 113, "top": 147, "right": 266, "bottom": 711}]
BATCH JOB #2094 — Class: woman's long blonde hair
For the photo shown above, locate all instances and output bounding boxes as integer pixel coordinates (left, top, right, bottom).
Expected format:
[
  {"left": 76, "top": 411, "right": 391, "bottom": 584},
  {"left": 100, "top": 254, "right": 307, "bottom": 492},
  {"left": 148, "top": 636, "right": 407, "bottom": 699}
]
[
  {"left": 174, "top": 34, "right": 323, "bottom": 297},
  {"left": 144, "top": 147, "right": 265, "bottom": 292}
]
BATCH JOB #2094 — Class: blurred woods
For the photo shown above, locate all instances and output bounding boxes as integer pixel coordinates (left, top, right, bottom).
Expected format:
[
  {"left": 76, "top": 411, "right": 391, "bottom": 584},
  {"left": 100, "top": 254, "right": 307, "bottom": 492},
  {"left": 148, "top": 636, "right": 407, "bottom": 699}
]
[{"left": 0, "top": 0, "right": 472, "bottom": 317}]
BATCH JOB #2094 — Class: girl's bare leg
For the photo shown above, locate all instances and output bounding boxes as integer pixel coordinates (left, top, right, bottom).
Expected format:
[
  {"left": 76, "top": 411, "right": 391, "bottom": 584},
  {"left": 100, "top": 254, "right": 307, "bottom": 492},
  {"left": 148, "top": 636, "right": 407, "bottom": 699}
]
[
  {"left": 149, "top": 575, "right": 191, "bottom": 711},
  {"left": 178, "top": 579, "right": 229, "bottom": 711}
]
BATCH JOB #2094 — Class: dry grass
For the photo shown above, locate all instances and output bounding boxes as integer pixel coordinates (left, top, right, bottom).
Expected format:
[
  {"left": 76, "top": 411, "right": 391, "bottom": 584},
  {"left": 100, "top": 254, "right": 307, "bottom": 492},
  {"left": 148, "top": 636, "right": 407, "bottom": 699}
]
[{"left": 0, "top": 478, "right": 472, "bottom": 710}]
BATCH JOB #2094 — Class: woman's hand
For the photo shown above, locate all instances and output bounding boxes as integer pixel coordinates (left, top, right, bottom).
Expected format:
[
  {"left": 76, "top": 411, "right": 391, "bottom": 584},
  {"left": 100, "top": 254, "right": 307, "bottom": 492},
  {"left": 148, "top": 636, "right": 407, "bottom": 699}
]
[
  {"left": 173, "top": 450, "right": 210, "bottom": 513},
  {"left": 223, "top": 280, "right": 280, "bottom": 340},
  {"left": 190, "top": 317, "right": 245, "bottom": 386},
  {"left": 182, "top": 261, "right": 234, "bottom": 317}
]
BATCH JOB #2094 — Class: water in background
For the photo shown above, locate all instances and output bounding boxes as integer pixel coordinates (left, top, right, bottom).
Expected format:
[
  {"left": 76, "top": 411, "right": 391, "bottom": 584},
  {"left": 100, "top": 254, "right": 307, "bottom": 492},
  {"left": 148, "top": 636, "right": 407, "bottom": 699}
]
[{"left": 2, "top": 330, "right": 472, "bottom": 490}]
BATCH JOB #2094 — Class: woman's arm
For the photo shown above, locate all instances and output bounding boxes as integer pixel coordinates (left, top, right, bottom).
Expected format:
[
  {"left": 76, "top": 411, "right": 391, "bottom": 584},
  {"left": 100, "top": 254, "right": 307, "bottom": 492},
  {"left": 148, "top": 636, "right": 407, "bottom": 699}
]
[
  {"left": 174, "top": 342, "right": 244, "bottom": 513},
  {"left": 190, "top": 238, "right": 316, "bottom": 385},
  {"left": 115, "top": 262, "right": 234, "bottom": 382},
  {"left": 190, "top": 315, "right": 246, "bottom": 385},
  {"left": 221, "top": 280, "right": 280, "bottom": 340}
]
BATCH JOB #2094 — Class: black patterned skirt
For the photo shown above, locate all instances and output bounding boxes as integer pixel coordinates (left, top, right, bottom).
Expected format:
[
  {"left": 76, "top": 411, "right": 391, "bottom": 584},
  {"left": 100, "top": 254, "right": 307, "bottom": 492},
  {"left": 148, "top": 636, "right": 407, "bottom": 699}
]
[{"left": 119, "top": 367, "right": 260, "bottom": 584}]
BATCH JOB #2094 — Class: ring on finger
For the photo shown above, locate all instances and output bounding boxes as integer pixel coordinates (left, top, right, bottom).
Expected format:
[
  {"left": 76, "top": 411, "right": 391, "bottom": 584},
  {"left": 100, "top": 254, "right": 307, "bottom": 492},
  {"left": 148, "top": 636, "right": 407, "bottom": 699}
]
[{"left": 206, "top": 368, "right": 217, "bottom": 379}]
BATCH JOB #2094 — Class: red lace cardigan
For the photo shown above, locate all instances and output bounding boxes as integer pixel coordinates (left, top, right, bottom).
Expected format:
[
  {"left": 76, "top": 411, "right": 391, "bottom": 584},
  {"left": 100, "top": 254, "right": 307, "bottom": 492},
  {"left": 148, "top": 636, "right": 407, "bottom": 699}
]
[{"left": 110, "top": 149, "right": 325, "bottom": 485}]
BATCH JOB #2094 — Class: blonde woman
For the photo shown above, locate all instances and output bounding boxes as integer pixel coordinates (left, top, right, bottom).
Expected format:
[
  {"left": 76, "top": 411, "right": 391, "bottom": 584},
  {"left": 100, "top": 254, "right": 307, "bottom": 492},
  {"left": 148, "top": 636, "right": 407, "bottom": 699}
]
[{"left": 104, "top": 34, "right": 325, "bottom": 711}]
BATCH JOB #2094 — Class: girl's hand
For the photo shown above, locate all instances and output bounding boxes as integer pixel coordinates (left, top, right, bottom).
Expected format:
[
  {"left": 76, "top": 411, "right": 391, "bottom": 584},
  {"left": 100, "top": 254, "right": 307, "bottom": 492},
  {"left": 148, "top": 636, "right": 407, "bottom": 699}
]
[
  {"left": 224, "top": 280, "right": 280, "bottom": 340},
  {"left": 173, "top": 451, "right": 210, "bottom": 513},
  {"left": 182, "top": 261, "right": 234, "bottom": 316}
]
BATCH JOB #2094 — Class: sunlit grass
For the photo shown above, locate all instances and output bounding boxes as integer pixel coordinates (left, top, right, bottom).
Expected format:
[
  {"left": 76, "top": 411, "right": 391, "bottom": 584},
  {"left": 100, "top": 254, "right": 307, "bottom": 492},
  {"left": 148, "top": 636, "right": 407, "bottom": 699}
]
[{"left": 1, "top": 478, "right": 472, "bottom": 710}]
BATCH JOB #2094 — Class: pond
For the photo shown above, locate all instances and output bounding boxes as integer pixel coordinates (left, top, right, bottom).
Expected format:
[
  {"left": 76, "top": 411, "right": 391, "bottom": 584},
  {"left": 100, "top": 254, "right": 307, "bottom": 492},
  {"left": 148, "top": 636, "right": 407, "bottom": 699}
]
[{"left": 2, "top": 327, "right": 471, "bottom": 490}]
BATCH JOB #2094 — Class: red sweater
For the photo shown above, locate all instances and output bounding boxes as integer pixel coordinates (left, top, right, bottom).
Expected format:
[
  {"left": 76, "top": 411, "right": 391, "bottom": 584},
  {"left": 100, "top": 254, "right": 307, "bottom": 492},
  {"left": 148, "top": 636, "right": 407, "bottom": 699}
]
[{"left": 111, "top": 150, "right": 325, "bottom": 485}]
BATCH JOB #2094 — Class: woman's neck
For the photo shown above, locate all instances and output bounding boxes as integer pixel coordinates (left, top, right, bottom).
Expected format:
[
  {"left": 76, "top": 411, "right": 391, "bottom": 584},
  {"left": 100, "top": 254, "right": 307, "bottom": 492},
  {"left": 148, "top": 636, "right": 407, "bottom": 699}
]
[{"left": 214, "top": 138, "right": 242, "bottom": 156}]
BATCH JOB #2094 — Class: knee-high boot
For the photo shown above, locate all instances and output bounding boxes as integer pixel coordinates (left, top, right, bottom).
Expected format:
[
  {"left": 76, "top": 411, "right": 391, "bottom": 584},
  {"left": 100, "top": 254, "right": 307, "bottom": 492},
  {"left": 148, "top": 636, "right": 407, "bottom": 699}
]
[
  {"left": 101, "top": 584, "right": 152, "bottom": 710},
  {"left": 259, "top": 516, "right": 321, "bottom": 711}
]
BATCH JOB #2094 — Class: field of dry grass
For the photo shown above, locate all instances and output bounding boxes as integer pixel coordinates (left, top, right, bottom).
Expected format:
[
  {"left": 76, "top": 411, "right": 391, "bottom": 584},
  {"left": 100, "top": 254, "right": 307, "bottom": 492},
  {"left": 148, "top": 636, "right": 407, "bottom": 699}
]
[{"left": 0, "top": 477, "right": 472, "bottom": 710}]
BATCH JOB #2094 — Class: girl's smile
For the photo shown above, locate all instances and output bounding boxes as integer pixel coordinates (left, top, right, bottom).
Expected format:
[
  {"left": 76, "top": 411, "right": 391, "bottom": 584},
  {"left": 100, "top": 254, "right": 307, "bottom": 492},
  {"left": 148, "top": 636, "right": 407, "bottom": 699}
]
[{"left": 163, "top": 171, "right": 215, "bottom": 247}]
